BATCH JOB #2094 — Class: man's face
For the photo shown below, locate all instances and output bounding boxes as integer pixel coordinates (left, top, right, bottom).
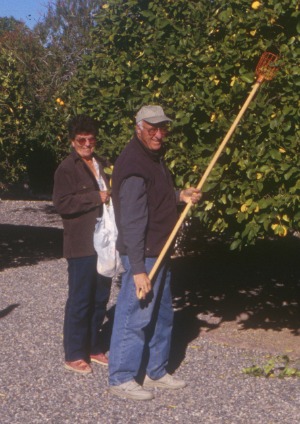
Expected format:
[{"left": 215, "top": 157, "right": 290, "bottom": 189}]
[
  {"left": 71, "top": 133, "right": 96, "bottom": 159},
  {"left": 136, "top": 121, "right": 169, "bottom": 151}
]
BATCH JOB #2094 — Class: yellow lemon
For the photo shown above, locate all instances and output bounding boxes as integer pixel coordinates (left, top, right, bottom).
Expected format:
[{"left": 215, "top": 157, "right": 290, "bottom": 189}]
[
  {"left": 241, "top": 204, "right": 248, "bottom": 213},
  {"left": 230, "top": 76, "right": 238, "bottom": 87},
  {"left": 251, "top": 1, "right": 262, "bottom": 9},
  {"left": 279, "top": 226, "right": 288, "bottom": 237},
  {"left": 282, "top": 214, "right": 289, "bottom": 222}
]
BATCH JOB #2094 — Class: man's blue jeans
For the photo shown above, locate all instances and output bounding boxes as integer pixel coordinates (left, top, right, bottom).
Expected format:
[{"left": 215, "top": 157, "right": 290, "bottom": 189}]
[
  {"left": 109, "top": 256, "right": 173, "bottom": 386},
  {"left": 64, "top": 255, "right": 111, "bottom": 362}
]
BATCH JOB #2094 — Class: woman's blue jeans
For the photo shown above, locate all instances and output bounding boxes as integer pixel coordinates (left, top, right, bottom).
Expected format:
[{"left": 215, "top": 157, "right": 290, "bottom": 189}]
[
  {"left": 64, "top": 255, "right": 111, "bottom": 362},
  {"left": 109, "top": 256, "right": 173, "bottom": 386}
]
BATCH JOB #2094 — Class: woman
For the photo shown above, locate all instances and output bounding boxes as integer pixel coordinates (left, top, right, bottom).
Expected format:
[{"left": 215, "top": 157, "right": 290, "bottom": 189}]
[{"left": 53, "top": 115, "right": 111, "bottom": 374}]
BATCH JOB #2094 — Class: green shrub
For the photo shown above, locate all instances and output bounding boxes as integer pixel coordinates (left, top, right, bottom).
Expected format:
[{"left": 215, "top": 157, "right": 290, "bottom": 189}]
[{"left": 69, "top": 0, "right": 300, "bottom": 247}]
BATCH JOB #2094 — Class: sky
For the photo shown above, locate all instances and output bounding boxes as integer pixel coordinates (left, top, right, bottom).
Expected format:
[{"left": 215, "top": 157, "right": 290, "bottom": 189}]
[{"left": 0, "top": 0, "right": 49, "bottom": 29}]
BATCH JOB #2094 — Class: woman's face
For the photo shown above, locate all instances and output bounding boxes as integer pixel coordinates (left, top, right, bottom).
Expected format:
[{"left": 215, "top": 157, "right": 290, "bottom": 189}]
[{"left": 71, "top": 133, "right": 96, "bottom": 160}]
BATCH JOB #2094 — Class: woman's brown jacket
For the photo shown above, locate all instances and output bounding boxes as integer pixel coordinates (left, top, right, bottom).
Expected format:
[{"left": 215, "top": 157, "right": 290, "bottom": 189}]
[{"left": 53, "top": 149, "right": 110, "bottom": 258}]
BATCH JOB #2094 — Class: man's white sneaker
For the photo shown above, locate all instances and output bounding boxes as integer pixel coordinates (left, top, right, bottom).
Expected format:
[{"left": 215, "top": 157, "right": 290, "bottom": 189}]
[
  {"left": 143, "top": 373, "right": 187, "bottom": 390},
  {"left": 109, "top": 380, "right": 154, "bottom": 400}
]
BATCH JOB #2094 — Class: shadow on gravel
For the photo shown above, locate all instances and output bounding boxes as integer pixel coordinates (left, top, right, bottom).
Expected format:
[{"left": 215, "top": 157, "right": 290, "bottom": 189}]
[
  {"left": 2, "top": 200, "right": 300, "bottom": 373},
  {"left": 100, "top": 306, "right": 116, "bottom": 354},
  {"left": 0, "top": 303, "right": 20, "bottom": 319},
  {"left": 168, "top": 236, "right": 300, "bottom": 371},
  {"left": 0, "top": 224, "right": 63, "bottom": 270}
]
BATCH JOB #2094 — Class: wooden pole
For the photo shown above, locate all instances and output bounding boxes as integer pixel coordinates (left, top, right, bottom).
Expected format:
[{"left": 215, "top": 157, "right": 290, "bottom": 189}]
[{"left": 148, "top": 80, "right": 262, "bottom": 282}]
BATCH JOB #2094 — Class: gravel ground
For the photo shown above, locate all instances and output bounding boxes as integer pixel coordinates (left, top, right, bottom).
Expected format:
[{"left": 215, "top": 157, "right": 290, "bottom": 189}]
[{"left": 1, "top": 200, "right": 300, "bottom": 424}]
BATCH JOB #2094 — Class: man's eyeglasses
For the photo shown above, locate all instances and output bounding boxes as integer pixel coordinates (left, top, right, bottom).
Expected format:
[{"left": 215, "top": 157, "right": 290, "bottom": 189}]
[
  {"left": 145, "top": 126, "right": 169, "bottom": 137},
  {"left": 74, "top": 136, "right": 96, "bottom": 146}
]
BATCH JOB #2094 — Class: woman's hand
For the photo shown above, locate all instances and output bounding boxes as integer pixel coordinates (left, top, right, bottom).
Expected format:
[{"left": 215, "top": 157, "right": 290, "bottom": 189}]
[{"left": 99, "top": 190, "right": 110, "bottom": 203}]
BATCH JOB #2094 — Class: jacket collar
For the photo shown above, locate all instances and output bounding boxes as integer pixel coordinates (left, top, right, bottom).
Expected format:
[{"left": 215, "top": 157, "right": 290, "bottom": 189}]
[{"left": 70, "top": 147, "right": 103, "bottom": 164}]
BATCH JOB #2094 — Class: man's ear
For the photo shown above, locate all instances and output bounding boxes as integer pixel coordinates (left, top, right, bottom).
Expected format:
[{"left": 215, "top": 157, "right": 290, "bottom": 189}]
[{"left": 135, "top": 124, "right": 141, "bottom": 137}]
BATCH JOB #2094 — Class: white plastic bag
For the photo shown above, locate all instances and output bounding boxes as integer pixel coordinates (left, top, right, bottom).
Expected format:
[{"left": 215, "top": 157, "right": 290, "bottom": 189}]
[{"left": 93, "top": 200, "right": 123, "bottom": 278}]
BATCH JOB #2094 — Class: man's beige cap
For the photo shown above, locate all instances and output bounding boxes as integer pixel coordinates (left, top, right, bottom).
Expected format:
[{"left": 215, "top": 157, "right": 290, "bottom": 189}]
[{"left": 135, "top": 105, "right": 172, "bottom": 124}]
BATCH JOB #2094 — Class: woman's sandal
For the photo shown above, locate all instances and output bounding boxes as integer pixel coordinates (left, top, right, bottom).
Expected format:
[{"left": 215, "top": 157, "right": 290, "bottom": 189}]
[
  {"left": 90, "top": 353, "right": 109, "bottom": 366},
  {"left": 64, "top": 359, "right": 92, "bottom": 374}
]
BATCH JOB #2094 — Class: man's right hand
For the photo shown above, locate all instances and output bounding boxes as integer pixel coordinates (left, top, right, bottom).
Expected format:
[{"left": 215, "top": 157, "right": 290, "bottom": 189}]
[{"left": 133, "top": 273, "right": 152, "bottom": 300}]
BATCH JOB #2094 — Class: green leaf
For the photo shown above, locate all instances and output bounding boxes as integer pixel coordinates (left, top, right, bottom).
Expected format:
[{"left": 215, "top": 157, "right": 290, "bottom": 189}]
[
  {"left": 159, "top": 71, "right": 174, "bottom": 84},
  {"left": 269, "top": 149, "right": 282, "bottom": 161},
  {"left": 230, "top": 239, "right": 241, "bottom": 250},
  {"left": 239, "top": 72, "right": 254, "bottom": 83}
]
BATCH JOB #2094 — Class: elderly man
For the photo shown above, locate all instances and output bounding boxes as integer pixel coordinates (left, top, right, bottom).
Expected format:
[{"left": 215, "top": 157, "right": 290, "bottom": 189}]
[{"left": 109, "top": 105, "right": 201, "bottom": 400}]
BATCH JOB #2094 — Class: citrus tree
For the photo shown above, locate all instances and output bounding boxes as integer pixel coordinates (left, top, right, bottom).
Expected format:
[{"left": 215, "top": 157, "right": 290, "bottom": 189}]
[
  {"left": 69, "top": 0, "right": 299, "bottom": 248},
  {"left": 0, "top": 48, "right": 31, "bottom": 188},
  {"left": 0, "top": 19, "right": 71, "bottom": 194},
  {"left": 0, "top": 2, "right": 107, "bottom": 195}
]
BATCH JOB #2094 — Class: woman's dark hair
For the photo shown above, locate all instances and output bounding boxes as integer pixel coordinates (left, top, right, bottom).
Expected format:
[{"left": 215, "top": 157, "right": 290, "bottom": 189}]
[{"left": 68, "top": 115, "right": 99, "bottom": 139}]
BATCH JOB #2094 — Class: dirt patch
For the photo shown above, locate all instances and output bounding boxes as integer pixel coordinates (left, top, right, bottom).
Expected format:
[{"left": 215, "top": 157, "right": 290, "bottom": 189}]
[{"left": 200, "top": 319, "right": 300, "bottom": 359}]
